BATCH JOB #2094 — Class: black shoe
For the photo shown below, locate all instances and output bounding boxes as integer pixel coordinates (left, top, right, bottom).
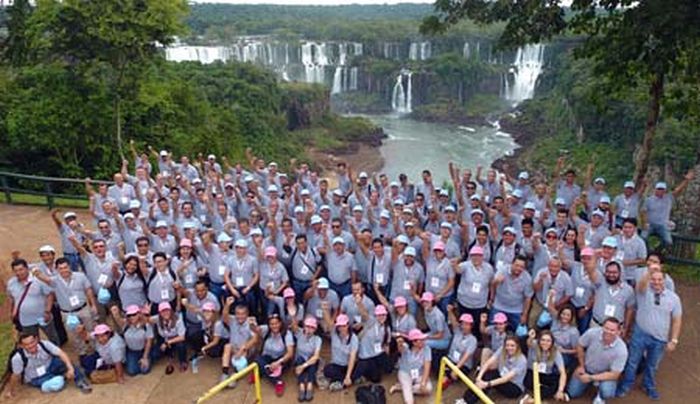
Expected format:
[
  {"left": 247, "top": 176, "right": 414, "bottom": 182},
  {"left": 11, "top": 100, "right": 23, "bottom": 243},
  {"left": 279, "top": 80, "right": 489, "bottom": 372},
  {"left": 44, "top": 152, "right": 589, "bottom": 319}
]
[
  {"left": 298, "top": 390, "right": 306, "bottom": 402},
  {"left": 76, "top": 378, "right": 92, "bottom": 394}
]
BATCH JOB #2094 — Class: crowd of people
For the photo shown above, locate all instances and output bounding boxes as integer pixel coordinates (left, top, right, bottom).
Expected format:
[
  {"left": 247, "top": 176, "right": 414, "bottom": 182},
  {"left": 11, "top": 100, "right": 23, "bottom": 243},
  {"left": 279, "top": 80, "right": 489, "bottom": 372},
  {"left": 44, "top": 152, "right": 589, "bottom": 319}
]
[{"left": 5, "top": 144, "right": 692, "bottom": 403}]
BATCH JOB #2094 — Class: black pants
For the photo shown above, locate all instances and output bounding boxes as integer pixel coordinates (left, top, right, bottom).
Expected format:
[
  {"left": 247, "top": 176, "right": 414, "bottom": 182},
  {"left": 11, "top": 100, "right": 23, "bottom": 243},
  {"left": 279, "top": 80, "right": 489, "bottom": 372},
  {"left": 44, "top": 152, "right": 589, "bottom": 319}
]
[
  {"left": 352, "top": 353, "right": 391, "bottom": 383},
  {"left": 458, "top": 304, "right": 487, "bottom": 344},
  {"left": 294, "top": 357, "right": 318, "bottom": 384},
  {"left": 463, "top": 369, "right": 523, "bottom": 404},
  {"left": 524, "top": 369, "right": 560, "bottom": 399},
  {"left": 323, "top": 363, "right": 348, "bottom": 383}
]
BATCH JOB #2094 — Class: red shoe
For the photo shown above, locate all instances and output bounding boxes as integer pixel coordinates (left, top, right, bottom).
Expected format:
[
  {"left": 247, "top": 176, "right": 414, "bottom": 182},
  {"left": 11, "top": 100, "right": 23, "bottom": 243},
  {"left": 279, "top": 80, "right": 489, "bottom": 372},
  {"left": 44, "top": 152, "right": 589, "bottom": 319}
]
[
  {"left": 442, "top": 377, "right": 452, "bottom": 390},
  {"left": 274, "top": 380, "right": 285, "bottom": 397},
  {"left": 248, "top": 372, "right": 256, "bottom": 384}
]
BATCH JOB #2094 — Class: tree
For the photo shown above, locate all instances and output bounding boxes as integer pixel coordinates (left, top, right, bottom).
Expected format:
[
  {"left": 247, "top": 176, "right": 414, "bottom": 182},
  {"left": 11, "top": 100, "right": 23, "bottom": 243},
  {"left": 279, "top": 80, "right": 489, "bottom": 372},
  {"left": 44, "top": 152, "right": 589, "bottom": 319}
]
[
  {"left": 2, "top": 0, "right": 33, "bottom": 67},
  {"left": 422, "top": 0, "right": 700, "bottom": 187}
]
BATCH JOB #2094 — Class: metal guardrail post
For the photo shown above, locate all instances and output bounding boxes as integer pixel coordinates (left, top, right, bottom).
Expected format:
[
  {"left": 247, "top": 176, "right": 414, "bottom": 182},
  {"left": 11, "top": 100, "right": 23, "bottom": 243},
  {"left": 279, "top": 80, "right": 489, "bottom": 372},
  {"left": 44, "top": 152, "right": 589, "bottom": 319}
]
[
  {"left": 195, "top": 362, "right": 261, "bottom": 403},
  {"left": 44, "top": 181, "right": 54, "bottom": 210},
  {"left": 533, "top": 362, "right": 542, "bottom": 404},
  {"left": 0, "top": 175, "right": 11, "bottom": 204},
  {"left": 435, "top": 357, "right": 494, "bottom": 404}
]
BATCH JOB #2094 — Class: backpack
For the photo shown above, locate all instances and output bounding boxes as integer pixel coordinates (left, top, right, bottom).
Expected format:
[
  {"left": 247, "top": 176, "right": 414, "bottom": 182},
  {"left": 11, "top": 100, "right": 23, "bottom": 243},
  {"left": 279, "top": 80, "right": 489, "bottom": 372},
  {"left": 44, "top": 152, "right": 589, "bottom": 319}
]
[
  {"left": 10, "top": 342, "right": 53, "bottom": 383},
  {"left": 355, "top": 384, "right": 386, "bottom": 404}
]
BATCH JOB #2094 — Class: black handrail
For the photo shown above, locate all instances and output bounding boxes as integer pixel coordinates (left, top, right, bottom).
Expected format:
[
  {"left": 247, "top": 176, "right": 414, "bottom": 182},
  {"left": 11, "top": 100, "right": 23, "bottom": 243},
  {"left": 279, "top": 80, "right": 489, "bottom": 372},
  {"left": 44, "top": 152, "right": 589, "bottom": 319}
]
[{"left": 0, "top": 170, "right": 112, "bottom": 209}]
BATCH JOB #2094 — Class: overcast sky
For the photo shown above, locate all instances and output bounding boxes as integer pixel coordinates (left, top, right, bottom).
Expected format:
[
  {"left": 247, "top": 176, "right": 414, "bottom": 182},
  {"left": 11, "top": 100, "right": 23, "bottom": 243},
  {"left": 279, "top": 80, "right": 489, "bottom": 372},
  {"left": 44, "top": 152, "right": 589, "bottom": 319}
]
[{"left": 191, "top": 1, "right": 433, "bottom": 4}]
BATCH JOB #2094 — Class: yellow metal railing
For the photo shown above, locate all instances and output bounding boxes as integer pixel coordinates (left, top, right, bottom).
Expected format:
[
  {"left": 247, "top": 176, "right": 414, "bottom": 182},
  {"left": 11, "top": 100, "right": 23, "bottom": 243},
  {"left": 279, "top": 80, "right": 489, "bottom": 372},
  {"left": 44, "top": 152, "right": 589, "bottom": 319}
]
[
  {"left": 532, "top": 362, "right": 542, "bottom": 404},
  {"left": 195, "top": 362, "right": 262, "bottom": 403},
  {"left": 435, "top": 357, "right": 494, "bottom": 404}
]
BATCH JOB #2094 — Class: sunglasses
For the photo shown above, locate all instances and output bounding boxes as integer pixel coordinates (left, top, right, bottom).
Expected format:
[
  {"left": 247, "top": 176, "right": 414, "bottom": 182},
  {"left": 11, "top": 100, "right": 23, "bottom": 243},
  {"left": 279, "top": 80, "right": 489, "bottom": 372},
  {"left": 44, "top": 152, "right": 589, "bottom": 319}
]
[
  {"left": 332, "top": 225, "right": 341, "bottom": 228},
  {"left": 654, "top": 293, "right": 661, "bottom": 305},
  {"left": 546, "top": 235, "right": 557, "bottom": 239},
  {"left": 466, "top": 186, "right": 476, "bottom": 190}
]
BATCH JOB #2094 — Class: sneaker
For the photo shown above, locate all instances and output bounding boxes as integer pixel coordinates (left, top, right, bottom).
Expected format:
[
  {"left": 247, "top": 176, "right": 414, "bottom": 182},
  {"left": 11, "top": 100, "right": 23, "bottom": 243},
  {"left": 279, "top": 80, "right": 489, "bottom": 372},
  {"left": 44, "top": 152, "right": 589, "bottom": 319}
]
[
  {"left": 76, "top": 378, "right": 92, "bottom": 394},
  {"left": 165, "top": 364, "right": 174, "bottom": 375},
  {"left": 228, "top": 379, "right": 238, "bottom": 389},
  {"left": 298, "top": 389, "right": 306, "bottom": 402},
  {"left": 645, "top": 388, "right": 660, "bottom": 401},
  {"left": 274, "top": 380, "right": 285, "bottom": 397},
  {"left": 518, "top": 393, "right": 531, "bottom": 404},
  {"left": 329, "top": 381, "right": 343, "bottom": 392},
  {"left": 563, "top": 392, "right": 571, "bottom": 402},
  {"left": 248, "top": 372, "right": 256, "bottom": 384},
  {"left": 355, "top": 376, "right": 367, "bottom": 385},
  {"left": 316, "top": 375, "right": 329, "bottom": 390},
  {"left": 219, "top": 374, "right": 229, "bottom": 385},
  {"left": 592, "top": 394, "right": 606, "bottom": 404},
  {"left": 305, "top": 389, "right": 314, "bottom": 401},
  {"left": 389, "top": 384, "right": 401, "bottom": 395},
  {"left": 616, "top": 387, "right": 629, "bottom": 398}
]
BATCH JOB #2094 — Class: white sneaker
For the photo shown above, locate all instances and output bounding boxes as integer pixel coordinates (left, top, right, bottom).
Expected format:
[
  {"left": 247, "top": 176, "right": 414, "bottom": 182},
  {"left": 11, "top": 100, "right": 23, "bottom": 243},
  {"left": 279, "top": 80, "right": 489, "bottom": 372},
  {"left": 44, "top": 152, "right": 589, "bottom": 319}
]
[
  {"left": 592, "top": 394, "right": 606, "bottom": 404},
  {"left": 329, "top": 381, "right": 343, "bottom": 392},
  {"left": 519, "top": 393, "right": 531, "bottom": 404}
]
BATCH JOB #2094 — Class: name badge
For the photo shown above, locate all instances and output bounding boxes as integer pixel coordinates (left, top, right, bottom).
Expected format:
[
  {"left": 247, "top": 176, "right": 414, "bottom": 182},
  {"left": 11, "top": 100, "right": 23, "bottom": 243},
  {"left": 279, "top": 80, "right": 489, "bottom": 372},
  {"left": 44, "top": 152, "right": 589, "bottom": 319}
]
[
  {"left": 185, "top": 274, "right": 193, "bottom": 284},
  {"left": 36, "top": 365, "right": 47, "bottom": 377},
  {"left": 161, "top": 289, "right": 170, "bottom": 300},
  {"left": 410, "top": 368, "right": 419, "bottom": 380},
  {"left": 537, "top": 362, "right": 547, "bottom": 373},
  {"left": 200, "top": 215, "right": 207, "bottom": 223},
  {"left": 354, "top": 315, "right": 362, "bottom": 324},
  {"left": 584, "top": 238, "right": 591, "bottom": 247},
  {"left": 120, "top": 197, "right": 129, "bottom": 205},
  {"left": 300, "top": 266, "right": 309, "bottom": 275},
  {"left": 98, "top": 273, "right": 108, "bottom": 286},
  {"left": 375, "top": 273, "right": 384, "bottom": 284},
  {"left": 620, "top": 209, "right": 629, "bottom": 218},
  {"left": 604, "top": 304, "right": 616, "bottom": 317},
  {"left": 497, "top": 261, "right": 506, "bottom": 271},
  {"left": 615, "top": 251, "right": 625, "bottom": 262},
  {"left": 218, "top": 265, "right": 226, "bottom": 276},
  {"left": 575, "top": 287, "right": 585, "bottom": 298},
  {"left": 452, "top": 350, "right": 461, "bottom": 362},
  {"left": 268, "top": 282, "right": 275, "bottom": 290},
  {"left": 316, "top": 309, "right": 323, "bottom": 318},
  {"left": 235, "top": 277, "right": 244, "bottom": 287},
  {"left": 374, "top": 343, "right": 382, "bottom": 354},
  {"left": 69, "top": 295, "right": 80, "bottom": 307},
  {"left": 430, "top": 277, "right": 439, "bottom": 288},
  {"left": 403, "top": 280, "right": 411, "bottom": 290},
  {"left": 471, "top": 282, "right": 482, "bottom": 294}
]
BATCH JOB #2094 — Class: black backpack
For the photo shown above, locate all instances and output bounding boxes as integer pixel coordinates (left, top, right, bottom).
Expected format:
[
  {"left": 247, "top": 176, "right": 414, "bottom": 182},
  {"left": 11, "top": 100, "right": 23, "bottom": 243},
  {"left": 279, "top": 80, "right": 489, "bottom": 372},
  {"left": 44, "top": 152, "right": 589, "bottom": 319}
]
[
  {"left": 355, "top": 384, "right": 386, "bottom": 404},
  {"left": 9, "top": 342, "right": 53, "bottom": 384}
]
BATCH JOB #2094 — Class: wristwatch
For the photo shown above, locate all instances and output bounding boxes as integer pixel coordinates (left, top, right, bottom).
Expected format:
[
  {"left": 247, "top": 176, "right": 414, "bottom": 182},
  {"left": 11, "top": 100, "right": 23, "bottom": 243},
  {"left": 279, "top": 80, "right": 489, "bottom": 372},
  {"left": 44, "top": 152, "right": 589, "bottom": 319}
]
[{"left": 671, "top": 338, "right": 679, "bottom": 344}]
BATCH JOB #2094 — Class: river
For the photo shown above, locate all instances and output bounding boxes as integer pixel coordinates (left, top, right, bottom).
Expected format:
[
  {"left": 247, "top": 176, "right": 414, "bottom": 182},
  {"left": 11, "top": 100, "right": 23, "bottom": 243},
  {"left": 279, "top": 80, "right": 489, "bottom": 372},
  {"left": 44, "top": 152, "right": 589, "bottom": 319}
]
[{"left": 365, "top": 114, "right": 519, "bottom": 184}]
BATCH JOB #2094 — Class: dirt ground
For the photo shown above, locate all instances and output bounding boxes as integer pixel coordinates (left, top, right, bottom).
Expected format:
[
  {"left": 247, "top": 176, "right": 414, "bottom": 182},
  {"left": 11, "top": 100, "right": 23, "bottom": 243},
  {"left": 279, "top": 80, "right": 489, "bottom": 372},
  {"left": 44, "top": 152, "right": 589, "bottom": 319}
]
[{"left": 1, "top": 204, "right": 698, "bottom": 404}]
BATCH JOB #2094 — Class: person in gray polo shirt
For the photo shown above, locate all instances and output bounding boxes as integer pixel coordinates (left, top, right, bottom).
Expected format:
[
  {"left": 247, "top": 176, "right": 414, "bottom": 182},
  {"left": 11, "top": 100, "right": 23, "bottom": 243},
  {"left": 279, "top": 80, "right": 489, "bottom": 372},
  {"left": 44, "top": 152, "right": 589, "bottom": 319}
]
[
  {"left": 5, "top": 332, "right": 92, "bottom": 398},
  {"left": 566, "top": 318, "right": 628, "bottom": 401},
  {"left": 491, "top": 256, "right": 533, "bottom": 331},
  {"left": 590, "top": 261, "right": 635, "bottom": 337},
  {"left": 8, "top": 259, "right": 60, "bottom": 344},
  {"left": 614, "top": 218, "right": 647, "bottom": 285},
  {"left": 641, "top": 171, "right": 693, "bottom": 248},
  {"left": 617, "top": 267, "right": 682, "bottom": 400}
]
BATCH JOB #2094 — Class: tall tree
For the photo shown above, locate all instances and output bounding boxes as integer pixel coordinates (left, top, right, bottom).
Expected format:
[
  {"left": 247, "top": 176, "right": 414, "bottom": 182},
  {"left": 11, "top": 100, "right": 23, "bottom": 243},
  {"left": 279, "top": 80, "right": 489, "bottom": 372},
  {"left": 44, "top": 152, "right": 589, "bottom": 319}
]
[
  {"left": 422, "top": 0, "right": 700, "bottom": 186},
  {"left": 2, "top": 0, "right": 33, "bottom": 66}
]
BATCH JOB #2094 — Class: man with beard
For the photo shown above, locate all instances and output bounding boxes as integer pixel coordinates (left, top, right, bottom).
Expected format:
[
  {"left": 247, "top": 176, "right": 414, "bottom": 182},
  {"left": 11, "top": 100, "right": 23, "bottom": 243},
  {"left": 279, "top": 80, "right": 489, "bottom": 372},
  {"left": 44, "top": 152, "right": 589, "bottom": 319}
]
[{"left": 590, "top": 262, "right": 634, "bottom": 338}]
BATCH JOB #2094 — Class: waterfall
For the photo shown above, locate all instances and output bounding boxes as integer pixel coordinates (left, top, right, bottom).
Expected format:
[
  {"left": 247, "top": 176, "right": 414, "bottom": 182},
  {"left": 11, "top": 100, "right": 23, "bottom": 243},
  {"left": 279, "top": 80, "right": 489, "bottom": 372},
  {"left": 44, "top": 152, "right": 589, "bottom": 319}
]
[
  {"left": 391, "top": 70, "right": 412, "bottom": 114},
  {"left": 332, "top": 67, "right": 343, "bottom": 94},
  {"left": 420, "top": 42, "right": 431, "bottom": 60},
  {"left": 349, "top": 67, "right": 358, "bottom": 90},
  {"left": 503, "top": 43, "right": 545, "bottom": 105},
  {"left": 338, "top": 43, "right": 347, "bottom": 66},
  {"left": 165, "top": 46, "right": 230, "bottom": 64},
  {"left": 353, "top": 43, "right": 363, "bottom": 56},
  {"left": 463, "top": 42, "right": 470, "bottom": 59},
  {"left": 409, "top": 43, "right": 418, "bottom": 60}
]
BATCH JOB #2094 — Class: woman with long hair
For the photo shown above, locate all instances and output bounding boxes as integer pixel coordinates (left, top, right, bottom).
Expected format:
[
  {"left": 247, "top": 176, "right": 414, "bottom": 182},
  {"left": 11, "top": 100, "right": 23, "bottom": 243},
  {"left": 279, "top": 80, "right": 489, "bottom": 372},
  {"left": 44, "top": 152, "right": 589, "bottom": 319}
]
[
  {"left": 291, "top": 316, "right": 322, "bottom": 402},
  {"left": 465, "top": 335, "right": 527, "bottom": 403},
  {"left": 520, "top": 329, "right": 569, "bottom": 403},
  {"left": 147, "top": 301, "right": 186, "bottom": 374},
  {"left": 252, "top": 313, "right": 294, "bottom": 397},
  {"left": 389, "top": 329, "right": 432, "bottom": 404}
]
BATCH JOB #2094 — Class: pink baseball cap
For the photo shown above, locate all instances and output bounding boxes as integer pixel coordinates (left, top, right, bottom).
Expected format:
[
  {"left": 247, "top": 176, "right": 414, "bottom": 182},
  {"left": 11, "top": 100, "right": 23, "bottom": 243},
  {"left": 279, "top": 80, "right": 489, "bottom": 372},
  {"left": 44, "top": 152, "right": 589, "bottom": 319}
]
[
  {"left": 420, "top": 292, "right": 434, "bottom": 302},
  {"left": 264, "top": 246, "right": 277, "bottom": 257},
  {"left": 433, "top": 241, "right": 446, "bottom": 251},
  {"left": 493, "top": 312, "right": 508, "bottom": 324},
  {"left": 581, "top": 247, "right": 595, "bottom": 257},
  {"left": 201, "top": 302, "right": 217, "bottom": 312},
  {"left": 469, "top": 246, "right": 484, "bottom": 256},
  {"left": 393, "top": 296, "right": 407, "bottom": 308},
  {"left": 92, "top": 323, "right": 111, "bottom": 336},
  {"left": 283, "top": 287, "right": 295, "bottom": 299},
  {"left": 304, "top": 317, "right": 318, "bottom": 329},
  {"left": 407, "top": 328, "right": 427, "bottom": 341},
  {"left": 125, "top": 305, "right": 141, "bottom": 316},
  {"left": 179, "top": 238, "right": 193, "bottom": 248},
  {"left": 335, "top": 314, "right": 349, "bottom": 327},
  {"left": 459, "top": 313, "right": 474, "bottom": 323},
  {"left": 374, "top": 305, "right": 388, "bottom": 316},
  {"left": 158, "top": 301, "right": 172, "bottom": 313}
]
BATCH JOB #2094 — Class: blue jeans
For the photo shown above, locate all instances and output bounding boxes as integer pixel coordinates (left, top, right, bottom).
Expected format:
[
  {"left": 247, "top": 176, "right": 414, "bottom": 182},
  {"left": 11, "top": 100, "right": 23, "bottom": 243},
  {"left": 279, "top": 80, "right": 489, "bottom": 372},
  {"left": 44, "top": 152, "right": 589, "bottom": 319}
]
[
  {"left": 329, "top": 279, "right": 351, "bottom": 300},
  {"left": 644, "top": 223, "right": 673, "bottom": 247},
  {"left": 125, "top": 348, "right": 153, "bottom": 376},
  {"left": 567, "top": 373, "right": 617, "bottom": 399},
  {"left": 29, "top": 357, "right": 86, "bottom": 388},
  {"left": 575, "top": 305, "right": 593, "bottom": 335},
  {"left": 436, "top": 295, "right": 452, "bottom": 315},
  {"left": 618, "top": 326, "right": 666, "bottom": 394},
  {"left": 489, "top": 308, "right": 521, "bottom": 333},
  {"left": 291, "top": 279, "right": 312, "bottom": 305},
  {"left": 426, "top": 337, "right": 450, "bottom": 350},
  {"left": 209, "top": 281, "right": 227, "bottom": 302},
  {"left": 63, "top": 252, "right": 83, "bottom": 273}
]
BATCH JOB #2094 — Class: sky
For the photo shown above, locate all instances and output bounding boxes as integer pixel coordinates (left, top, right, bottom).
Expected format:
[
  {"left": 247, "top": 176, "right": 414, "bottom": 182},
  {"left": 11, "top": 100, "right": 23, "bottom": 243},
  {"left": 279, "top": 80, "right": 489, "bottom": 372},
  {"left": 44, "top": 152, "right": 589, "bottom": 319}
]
[{"left": 191, "top": 1, "right": 433, "bottom": 4}]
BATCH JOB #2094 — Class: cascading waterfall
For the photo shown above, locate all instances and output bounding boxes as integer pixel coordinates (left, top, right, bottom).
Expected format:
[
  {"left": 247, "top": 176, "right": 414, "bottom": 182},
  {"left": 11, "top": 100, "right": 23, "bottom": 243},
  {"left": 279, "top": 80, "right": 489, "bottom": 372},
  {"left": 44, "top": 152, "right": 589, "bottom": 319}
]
[
  {"left": 349, "top": 67, "right": 358, "bottom": 90},
  {"left": 503, "top": 43, "right": 545, "bottom": 105},
  {"left": 165, "top": 46, "right": 231, "bottom": 64},
  {"left": 332, "top": 67, "right": 343, "bottom": 94},
  {"left": 391, "top": 70, "right": 412, "bottom": 114},
  {"left": 463, "top": 42, "right": 470, "bottom": 59},
  {"left": 409, "top": 42, "right": 431, "bottom": 61}
]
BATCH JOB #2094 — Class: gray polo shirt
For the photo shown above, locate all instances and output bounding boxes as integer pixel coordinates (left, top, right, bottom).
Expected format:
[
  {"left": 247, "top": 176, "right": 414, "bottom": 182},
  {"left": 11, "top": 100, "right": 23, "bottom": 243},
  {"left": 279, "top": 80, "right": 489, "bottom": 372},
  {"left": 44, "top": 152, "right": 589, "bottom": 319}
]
[
  {"left": 213, "top": 320, "right": 229, "bottom": 341},
  {"left": 95, "top": 334, "right": 126, "bottom": 365},
  {"left": 592, "top": 280, "right": 634, "bottom": 324},
  {"left": 227, "top": 254, "right": 258, "bottom": 289},
  {"left": 643, "top": 194, "right": 674, "bottom": 226},
  {"left": 556, "top": 180, "right": 581, "bottom": 208},
  {"left": 398, "top": 344, "right": 432, "bottom": 379},
  {"left": 227, "top": 317, "right": 254, "bottom": 348},
  {"left": 634, "top": 268, "right": 675, "bottom": 292},
  {"left": 59, "top": 224, "right": 82, "bottom": 254},
  {"left": 358, "top": 318, "right": 388, "bottom": 360},
  {"left": 580, "top": 223, "right": 610, "bottom": 249},
  {"left": 569, "top": 263, "right": 597, "bottom": 308},
  {"left": 123, "top": 323, "right": 154, "bottom": 351},
  {"left": 7, "top": 277, "right": 52, "bottom": 327},
  {"left": 325, "top": 250, "right": 356, "bottom": 285},
  {"left": 151, "top": 314, "right": 185, "bottom": 339},
  {"left": 533, "top": 268, "right": 573, "bottom": 306},
  {"left": 171, "top": 256, "right": 201, "bottom": 291},
  {"left": 290, "top": 247, "right": 322, "bottom": 282},
  {"left": 295, "top": 331, "right": 322, "bottom": 361},
  {"left": 260, "top": 326, "right": 294, "bottom": 358},
  {"left": 150, "top": 234, "right": 177, "bottom": 256},
  {"left": 615, "top": 234, "right": 647, "bottom": 281},
  {"left": 83, "top": 253, "right": 116, "bottom": 292},
  {"left": 635, "top": 288, "right": 682, "bottom": 342},
  {"left": 108, "top": 183, "right": 136, "bottom": 211},
  {"left": 52, "top": 272, "right": 91, "bottom": 311},
  {"left": 492, "top": 348, "right": 527, "bottom": 390},
  {"left": 205, "top": 248, "right": 231, "bottom": 284},
  {"left": 147, "top": 269, "right": 178, "bottom": 304},
  {"left": 330, "top": 330, "right": 359, "bottom": 366},
  {"left": 493, "top": 268, "right": 534, "bottom": 314},
  {"left": 341, "top": 295, "right": 375, "bottom": 327},
  {"left": 485, "top": 325, "right": 507, "bottom": 351},
  {"left": 11, "top": 340, "right": 63, "bottom": 383},
  {"left": 185, "top": 292, "right": 219, "bottom": 324},
  {"left": 425, "top": 256, "right": 455, "bottom": 296},
  {"left": 424, "top": 307, "right": 450, "bottom": 341},
  {"left": 551, "top": 319, "right": 580, "bottom": 350},
  {"left": 456, "top": 261, "right": 494, "bottom": 309},
  {"left": 613, "top": 193, "right": 640, "bottom": 219},
  {"left": 392, "top": 313, "right": 417, "bottom": 336},
  {"left": 527, "top": 347, "right": 564, "bottom": 375},
  {"left": 579, "top": 327, "right": 628, "bottom": 374},
  {"left": 389, "top": 261, "right": 425, "bottom": 300},
  {"left": 116, "top": 272, "right": 147, "bottom": 310},
  {"left": 368, "top": 249, "right": 392, "bottom": 287},
  {"left": 306, "top": 289, "right": 340, "bottom": 320},
  {"left": 448, "top": 328, "right": 477, "bottom": 368},
  {"left": 258, "top": 261, "right": 289, "bottom": 292}
]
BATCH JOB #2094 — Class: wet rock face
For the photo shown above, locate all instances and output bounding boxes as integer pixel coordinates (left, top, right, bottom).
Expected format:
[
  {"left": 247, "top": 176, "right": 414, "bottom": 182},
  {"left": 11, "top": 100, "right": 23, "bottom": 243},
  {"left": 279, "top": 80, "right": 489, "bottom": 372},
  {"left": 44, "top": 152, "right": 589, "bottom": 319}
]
[{"left": 676, "top": 164, "right": 700, "bottom": 235}]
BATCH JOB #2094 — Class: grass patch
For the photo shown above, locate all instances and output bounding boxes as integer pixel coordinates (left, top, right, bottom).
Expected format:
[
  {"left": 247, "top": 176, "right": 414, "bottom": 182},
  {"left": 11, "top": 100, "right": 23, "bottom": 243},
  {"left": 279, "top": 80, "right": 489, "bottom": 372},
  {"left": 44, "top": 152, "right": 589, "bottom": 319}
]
[
  {"left": 0, "top": 192, "right": 89, "bottom": 208},
  {"left": 0, "top": 293, "right": 15, "bottom": 375}
]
